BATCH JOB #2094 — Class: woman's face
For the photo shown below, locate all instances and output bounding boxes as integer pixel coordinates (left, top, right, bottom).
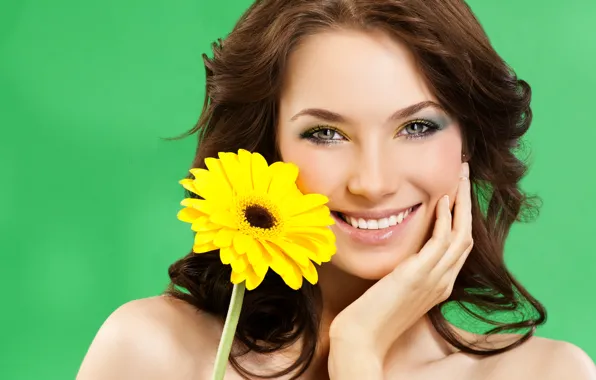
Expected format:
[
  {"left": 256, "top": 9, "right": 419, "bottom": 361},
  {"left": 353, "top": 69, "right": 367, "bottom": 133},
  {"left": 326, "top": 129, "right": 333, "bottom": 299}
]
[{"left": 277, "top": 28, "right": 464, "bottom": 280}]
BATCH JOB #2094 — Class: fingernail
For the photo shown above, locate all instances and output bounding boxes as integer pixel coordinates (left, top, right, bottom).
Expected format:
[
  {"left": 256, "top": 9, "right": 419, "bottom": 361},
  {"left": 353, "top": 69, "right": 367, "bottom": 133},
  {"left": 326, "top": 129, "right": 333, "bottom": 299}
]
[
  {"left": 460, "top": 162, "right": 469, "bottom": 179},
  {"left": 444, "top": 195, "right": 450, "bottom": 208}
]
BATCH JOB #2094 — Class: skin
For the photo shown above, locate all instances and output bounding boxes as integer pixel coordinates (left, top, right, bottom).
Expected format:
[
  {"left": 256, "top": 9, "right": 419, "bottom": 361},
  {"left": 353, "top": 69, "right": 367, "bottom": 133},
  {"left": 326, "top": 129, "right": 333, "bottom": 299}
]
[
  {"left": 277, "top": 27, "right": 463, "bottom": 316},
  {"left": 76, "top": 28, "right": 596, "bottom": 380}
]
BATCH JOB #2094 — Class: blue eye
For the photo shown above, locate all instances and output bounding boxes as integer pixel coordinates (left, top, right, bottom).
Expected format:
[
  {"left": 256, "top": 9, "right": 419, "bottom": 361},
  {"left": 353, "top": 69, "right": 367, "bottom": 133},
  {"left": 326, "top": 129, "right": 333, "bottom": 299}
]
[{"left": 299, "top": 125, "right": 347, "bottom": 145}]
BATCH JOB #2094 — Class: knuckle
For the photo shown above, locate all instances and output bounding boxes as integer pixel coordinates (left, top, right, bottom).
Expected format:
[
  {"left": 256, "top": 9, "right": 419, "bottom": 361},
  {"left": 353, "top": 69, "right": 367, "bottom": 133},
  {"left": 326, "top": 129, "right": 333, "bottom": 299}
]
[
  {"left": 435, "top": 278, "right": 453, "bottom": 298},
  {"left": 462, "top": 236, "right": 474, "bottom": 251},
  {"left": 437, "top": 286, "right": 452, "bottom": 302},
  {"left": 455, "top": 231, "right": 473, "bottom": 249},
  {"left": 406, "top": 272, "right": 427, "bottom": 289},
  {"left": 442, "top": 282, "right": 454, "bottom": 300},
  {"left": 437, "top": 232, "right": 452, "bottom": 249}
]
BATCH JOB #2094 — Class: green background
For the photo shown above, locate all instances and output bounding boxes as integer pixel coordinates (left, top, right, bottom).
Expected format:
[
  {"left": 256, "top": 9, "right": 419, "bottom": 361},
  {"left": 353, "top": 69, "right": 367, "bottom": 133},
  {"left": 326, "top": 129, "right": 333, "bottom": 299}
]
[{"left": 1, "top": 0, "right": 595, "bottom": 378}]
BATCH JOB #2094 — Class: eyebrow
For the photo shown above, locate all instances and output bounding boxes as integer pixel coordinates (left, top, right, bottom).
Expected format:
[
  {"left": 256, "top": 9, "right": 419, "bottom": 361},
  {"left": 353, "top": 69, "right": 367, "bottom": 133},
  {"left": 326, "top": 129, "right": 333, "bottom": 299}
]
[{"left": 289, "top": 100, "right": 446, "bottom": 123}]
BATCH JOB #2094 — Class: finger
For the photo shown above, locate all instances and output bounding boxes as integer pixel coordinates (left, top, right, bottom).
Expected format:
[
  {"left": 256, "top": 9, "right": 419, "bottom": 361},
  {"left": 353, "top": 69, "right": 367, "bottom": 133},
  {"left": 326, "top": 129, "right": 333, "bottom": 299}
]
[
  {"left": 436, "top": 240, "right": 473, "bottom": 298},
  {"left": 418, "top": 195, "right": 452, "bottom": 271},
  {"left": 452, "top": 239, "right": 473, "bottom": 273},
  {"left": 435, "top": 167, "right": 473, "bottom": 271},
  {"left": 452, "top": 162, "right": 472, "bottom": 238}
]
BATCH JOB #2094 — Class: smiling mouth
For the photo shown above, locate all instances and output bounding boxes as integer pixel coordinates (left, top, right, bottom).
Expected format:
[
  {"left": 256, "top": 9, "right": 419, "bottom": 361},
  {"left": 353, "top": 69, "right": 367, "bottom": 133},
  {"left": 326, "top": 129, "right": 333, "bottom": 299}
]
[{"left": 332, "top": 204, "right": 422, "bottom": 230}]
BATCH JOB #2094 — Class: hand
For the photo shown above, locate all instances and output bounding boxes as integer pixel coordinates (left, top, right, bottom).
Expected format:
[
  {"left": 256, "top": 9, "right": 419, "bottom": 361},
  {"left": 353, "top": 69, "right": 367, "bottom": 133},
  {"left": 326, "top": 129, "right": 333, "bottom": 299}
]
[{"left": 328, "top": 162, "right": 473, "bottom": 363}]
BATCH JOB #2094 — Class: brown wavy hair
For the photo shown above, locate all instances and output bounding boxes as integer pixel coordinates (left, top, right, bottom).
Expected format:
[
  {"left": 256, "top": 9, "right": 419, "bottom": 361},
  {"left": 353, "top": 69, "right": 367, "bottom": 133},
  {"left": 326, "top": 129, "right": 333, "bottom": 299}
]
[{"left": 165, "top": 0, "right": 546, "bottom": 378}]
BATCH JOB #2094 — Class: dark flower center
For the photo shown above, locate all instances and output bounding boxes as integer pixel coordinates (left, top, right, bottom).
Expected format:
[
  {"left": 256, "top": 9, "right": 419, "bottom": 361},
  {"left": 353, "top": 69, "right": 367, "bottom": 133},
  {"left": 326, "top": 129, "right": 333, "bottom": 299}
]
[{"left": 244, "top": 204, "right": 276, "bottom": 229}]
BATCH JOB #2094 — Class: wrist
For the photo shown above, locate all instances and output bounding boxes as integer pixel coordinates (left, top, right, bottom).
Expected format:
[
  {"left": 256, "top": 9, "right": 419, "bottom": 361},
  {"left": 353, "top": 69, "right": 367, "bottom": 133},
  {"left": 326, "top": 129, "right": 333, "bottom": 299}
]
[
  {"left": 329, "top": 320, "right": 385, "bottom": 359},
  {"left": 328, "top": 338, "right": 384, "bottom": 379}
]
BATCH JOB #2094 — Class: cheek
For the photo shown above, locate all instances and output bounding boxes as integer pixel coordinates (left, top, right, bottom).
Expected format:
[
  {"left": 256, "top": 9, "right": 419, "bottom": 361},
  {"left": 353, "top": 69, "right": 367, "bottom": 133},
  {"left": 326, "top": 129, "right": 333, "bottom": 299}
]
[
  {"left": 404, "top": 130, "right": 463, "bottom": 199},
  {"left": 279, "top": 126, "right": 464, "bottom": 199},
  {"left": 283, "top": 148, "right": 344, "bottom": 196},
  {"left": 423, "top": 147, "right": 460, "bottom": 190}
]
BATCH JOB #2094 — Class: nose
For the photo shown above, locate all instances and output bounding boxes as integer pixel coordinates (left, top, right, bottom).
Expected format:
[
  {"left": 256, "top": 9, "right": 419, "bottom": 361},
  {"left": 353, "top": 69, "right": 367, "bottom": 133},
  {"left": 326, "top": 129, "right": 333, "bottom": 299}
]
[{"left": 347, "top": 146, "right": 399, "bottom": 202}]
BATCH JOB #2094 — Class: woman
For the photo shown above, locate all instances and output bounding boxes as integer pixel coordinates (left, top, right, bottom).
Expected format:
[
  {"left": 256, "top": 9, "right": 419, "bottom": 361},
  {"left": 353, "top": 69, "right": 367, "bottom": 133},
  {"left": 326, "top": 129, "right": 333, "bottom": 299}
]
[{"left": 77, "top": 0, "right": 596, "bottom": 379}]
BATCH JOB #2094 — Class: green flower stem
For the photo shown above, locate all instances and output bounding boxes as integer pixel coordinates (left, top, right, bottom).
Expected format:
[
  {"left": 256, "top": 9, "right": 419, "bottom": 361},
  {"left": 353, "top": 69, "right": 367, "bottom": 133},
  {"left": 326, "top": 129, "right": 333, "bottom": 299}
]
[{"left": 211, "top": 281, "right": 246, "bottom": 380}]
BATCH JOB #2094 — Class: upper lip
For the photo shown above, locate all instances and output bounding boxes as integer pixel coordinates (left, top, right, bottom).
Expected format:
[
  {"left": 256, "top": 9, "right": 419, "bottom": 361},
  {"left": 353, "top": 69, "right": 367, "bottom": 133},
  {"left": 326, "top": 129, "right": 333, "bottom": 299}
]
[{"left": 333, "top": 204, "right": 421, "bottom": 220}]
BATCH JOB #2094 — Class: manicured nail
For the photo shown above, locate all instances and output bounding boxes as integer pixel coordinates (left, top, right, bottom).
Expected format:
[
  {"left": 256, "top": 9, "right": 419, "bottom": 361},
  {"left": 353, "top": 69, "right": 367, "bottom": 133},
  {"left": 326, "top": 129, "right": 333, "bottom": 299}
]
[
  {"left": 460, "top": 162, "right": 469, "bottom": 180},
  {"left": 444, "top": 195, "right": 450, "bottom": 208}
]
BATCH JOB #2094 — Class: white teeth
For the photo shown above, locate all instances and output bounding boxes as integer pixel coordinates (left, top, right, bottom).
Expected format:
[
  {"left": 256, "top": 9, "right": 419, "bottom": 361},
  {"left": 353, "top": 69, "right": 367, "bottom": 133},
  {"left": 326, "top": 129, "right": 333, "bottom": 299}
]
[
  {"left": 341, "top": 207, "right": 415, "bottom": 230},
  {"left": 396, "top": 212, "right": 404, "bottom": 224},
  {"left": 378, "top": 218, "right": 390, "bottom": 229},
  {"left": 367, "top": 220, "right": 379, "bottom": 229},
  {"left": 358, "top": 218, "right": 367, "bottom": 229}
]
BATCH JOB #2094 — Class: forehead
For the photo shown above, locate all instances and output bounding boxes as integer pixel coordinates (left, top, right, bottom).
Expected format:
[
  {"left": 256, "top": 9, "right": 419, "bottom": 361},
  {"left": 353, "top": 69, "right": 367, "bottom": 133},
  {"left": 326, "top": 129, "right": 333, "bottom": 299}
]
[{"left": 280, "top": 28, "right": 437, "bottom": 121}]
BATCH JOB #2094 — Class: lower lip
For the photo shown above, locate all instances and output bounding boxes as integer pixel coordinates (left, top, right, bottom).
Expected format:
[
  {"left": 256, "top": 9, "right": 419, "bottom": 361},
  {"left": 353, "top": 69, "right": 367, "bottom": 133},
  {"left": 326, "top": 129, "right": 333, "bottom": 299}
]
[{"left": 331, "top": 204, "right": 421, "bottom": 246}]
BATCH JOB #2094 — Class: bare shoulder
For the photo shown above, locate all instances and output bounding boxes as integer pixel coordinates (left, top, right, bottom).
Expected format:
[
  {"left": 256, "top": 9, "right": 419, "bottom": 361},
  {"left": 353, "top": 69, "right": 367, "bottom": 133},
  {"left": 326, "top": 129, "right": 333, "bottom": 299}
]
[
  {"left": 77, "top": 296, "right": 222, "bottom": 380},
  {"left": 481, "top": 335, "right": 596, "bottom": 380},
  {"left": 527, "top": 337, "right": 596, "bottom": 380},
  {"left": 449, "top": 326, "right": 595, "bottom": 380}
]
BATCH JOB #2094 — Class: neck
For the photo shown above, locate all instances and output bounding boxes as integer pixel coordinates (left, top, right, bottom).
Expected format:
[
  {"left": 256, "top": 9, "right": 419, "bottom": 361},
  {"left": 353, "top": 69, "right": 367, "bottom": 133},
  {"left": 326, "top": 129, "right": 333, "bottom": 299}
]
[{"left": 318, "top": 262, "right": 376, "bottom": 317}]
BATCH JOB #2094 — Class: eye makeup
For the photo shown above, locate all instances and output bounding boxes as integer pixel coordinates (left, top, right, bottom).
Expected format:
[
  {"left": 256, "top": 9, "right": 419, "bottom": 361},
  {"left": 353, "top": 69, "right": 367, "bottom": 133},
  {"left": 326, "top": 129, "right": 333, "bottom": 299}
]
[
  {"left": 299, "top": 125, "right": 348, "bottom": 145},
  {"left": 298, "top": 111, "right": 453, "bottom": 146}
]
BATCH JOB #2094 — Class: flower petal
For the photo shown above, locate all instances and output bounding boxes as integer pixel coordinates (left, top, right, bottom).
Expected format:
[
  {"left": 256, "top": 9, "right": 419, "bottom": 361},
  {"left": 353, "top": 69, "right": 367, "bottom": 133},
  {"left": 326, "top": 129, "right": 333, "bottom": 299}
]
[
  {"left": 285, "top": 226, "right": 336, "bottom": 245},
  {"left": 252, "top": 261, "right": 269, "bottom": 278},
  {"left": 270, "top": 239, "right": 309, "bottom": 267},
  {"left": 233, "top": 233, "right": 253, "bottom": 255},
  {"left": 188, "top": 169, "right": 216, "bottom": 197},
  {"left": 238, "top": 149, "right": 255, "bottom": 191},
  {"left": 220, "top": 246, "right": 239, "bottom": 264},
  {"left": 285, "top": 210, "right": 335, "bottom": 228},
  {"left": 260, "top": 240, "right": 291, "bottom": 277},
  {"left": 246, "top": 242, "right": 264, "bottom": 265},
  {"left": 188, "top": 168, "right": 234, "bottom": 209},
  {"left": 268, "top": 162, "right": 299, "bottom": 200},
  {"left": 214, "top": 228, "right": 236, "bottom": 248},
  {"left": 179, "top": 178, "right": 198, "bottom": 194},
  {"left": 244, "top": 266, "right": 265, "bottom": 291},
  {"left": 188, "top": 167, "right": 210, "bottom": 183},
  {"left": 191, "top": 217, "right": 220, "bottom": 232},
  {"left": 284, "top": 235, "right": 336, "bottom": 263},
  {"left": 281, "top": 260, "right": 303, "bottom": 290},
  {"left": 255, "top": 240, "right": 273, "bottom": 265},
  {"left": 210, "top": 210, "right": 238, "bottom": 230},
  {"left": 219, "top": 152, "right": 250, "bottom": 194},
  {"left": 194, "top": 231, "right": 218, "bottom": 246},
  {"left": 181, "top": 198, "right": 220, "bottom": 215},
  {"left": 281, "top": 194, "right": 329, "bottom": 217},
  {"left": 251, "top": 152, "right": 272, "bottom": 194},
  {"left": 300, "top": 259, "right": 318, "bottom": 285},
  {"left": 246, "top": 243, "right": 268, "bottom": 278},
  {"left": 230, "top": 270, "right": 246, "bottom": 285},
  {"left": 277, "top": 238, "right": 324, "bottom": 267},
  {"left": 193, "top": 241, "right": 218, "bottom": 253},
  {"left": 177, "top": 207, "right": 204, "bottom": 223},
  {"left": 280, "top": 237, "right": 321, "bottom": 265},
  {"left": 204, "top": 157, "right": 233, "bottom": 196},
  {"left": 231, "top": 255, "right": 249, "bottom": 272}
]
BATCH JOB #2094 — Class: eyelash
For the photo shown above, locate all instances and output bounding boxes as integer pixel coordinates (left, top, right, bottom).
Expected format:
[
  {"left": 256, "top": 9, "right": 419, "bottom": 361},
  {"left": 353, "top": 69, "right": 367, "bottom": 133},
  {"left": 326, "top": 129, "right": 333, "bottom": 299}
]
[{"left": 299, "top": 119, "right": 441, "bottom": 145}]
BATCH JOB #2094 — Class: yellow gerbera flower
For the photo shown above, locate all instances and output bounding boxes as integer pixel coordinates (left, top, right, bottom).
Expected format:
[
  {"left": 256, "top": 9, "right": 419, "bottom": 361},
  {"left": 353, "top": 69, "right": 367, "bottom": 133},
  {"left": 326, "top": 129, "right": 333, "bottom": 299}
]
[{"left": 177, "top": 149, "right": 336, "bottom": 290}]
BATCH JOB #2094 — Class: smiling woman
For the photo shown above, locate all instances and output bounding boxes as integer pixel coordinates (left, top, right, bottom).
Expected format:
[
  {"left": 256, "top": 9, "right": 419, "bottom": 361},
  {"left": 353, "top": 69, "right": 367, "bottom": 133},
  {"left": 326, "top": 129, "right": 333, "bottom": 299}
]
[{"left": 75, "top": 0, "right": 596, "bottom": 379}]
